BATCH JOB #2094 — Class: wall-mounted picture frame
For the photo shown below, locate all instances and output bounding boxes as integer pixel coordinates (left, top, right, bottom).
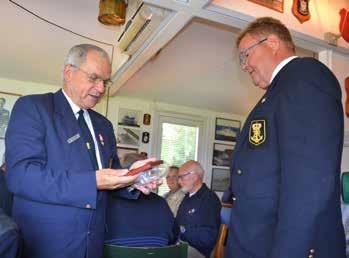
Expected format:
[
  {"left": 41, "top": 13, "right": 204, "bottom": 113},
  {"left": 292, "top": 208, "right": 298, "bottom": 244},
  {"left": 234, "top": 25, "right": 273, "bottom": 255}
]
[
  {"left": 212, "top": 143, "right": 235, "bottom": 167},
  {"left": 116, "top": 126, "right": 141, "bottom": 148},
  {"left": 117, "top": 147, "right": 138, "bottom": 167},
  {"left": 248, "top": 0, "right": 284, "bottom": 13},
  {"left": 0, "top": 91, "right": 21, "bottom": 139},
  {"left": 211, "top": 168, "right": 230, "bottom": 192},
  {"left": 143, "top": 113, "right": 151, "bottom": 125},
  {"left": 215, "top": 118, "right": 241, "bottom": 142},
  {"left": 0, "top": 91, "right": 21, "bottom": 165},
  {"left": 0, "top": 138, "right": 5, "bottom": 165},
  {"left": 118, "top": 108, "right": 141, "bottom": 127}
]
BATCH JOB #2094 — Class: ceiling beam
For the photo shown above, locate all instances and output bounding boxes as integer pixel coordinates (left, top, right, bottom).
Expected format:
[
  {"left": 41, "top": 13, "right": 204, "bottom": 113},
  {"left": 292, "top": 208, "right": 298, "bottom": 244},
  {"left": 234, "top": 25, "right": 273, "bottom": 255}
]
[{"left": 110, "top": 9, "right": 193, "bottom": 95}]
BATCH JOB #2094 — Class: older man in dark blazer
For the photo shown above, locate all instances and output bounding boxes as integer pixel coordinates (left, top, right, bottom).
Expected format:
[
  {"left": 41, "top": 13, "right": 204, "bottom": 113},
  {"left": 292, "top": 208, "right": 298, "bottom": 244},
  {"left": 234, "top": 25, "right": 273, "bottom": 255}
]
[
  {"left": 224, "top": 17, "right": 346, "bottom": 258},
  {"left": 5, "top": 44, "right": 153, "bottom": 258}
]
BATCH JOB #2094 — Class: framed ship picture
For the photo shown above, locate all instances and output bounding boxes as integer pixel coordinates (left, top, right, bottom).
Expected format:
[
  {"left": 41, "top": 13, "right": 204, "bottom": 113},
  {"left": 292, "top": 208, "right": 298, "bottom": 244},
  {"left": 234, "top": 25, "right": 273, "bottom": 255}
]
[
  {"left": 248, "top": 0, "right": 284, "bottom": 13},
  {"left": 215, "top": 118, "right": 241, "bottom": 142}
]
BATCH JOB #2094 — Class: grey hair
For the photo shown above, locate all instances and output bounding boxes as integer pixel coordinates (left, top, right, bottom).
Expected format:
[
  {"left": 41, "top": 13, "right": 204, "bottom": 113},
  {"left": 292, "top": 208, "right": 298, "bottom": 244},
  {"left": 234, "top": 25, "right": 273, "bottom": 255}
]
[{"left": 62, "top": 44, "right": 111, "bottom": 83}]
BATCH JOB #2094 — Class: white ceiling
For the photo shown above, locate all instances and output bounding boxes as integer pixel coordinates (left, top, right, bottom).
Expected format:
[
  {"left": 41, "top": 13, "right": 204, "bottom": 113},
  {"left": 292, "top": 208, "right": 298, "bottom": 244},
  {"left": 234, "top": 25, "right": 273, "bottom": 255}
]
[
  {"left": 117, "top": 18, "right": 263, "bottom": 115},
  {"left": 0, "top": 0, "right": 142, "bottom": 85},
  {"left": 0, "top": 0, "right": 313, "bottom": 116},
  {"left": 116, "top": 17, "right": 314, "bottom": 115}
]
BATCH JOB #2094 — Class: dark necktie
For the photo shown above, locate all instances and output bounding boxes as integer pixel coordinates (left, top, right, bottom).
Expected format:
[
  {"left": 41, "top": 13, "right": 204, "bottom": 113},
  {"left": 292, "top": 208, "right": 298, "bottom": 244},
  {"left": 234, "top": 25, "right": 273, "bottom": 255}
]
[{"left": 78, "top": 109, "right": 99, "bottom": 170}]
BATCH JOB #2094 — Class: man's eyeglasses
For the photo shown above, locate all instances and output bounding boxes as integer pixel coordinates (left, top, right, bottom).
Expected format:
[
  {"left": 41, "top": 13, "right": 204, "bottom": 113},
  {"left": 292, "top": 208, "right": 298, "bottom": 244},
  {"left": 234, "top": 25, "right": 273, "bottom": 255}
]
[
  {"left": 70, "top": 64, "right": 113, "bottom": 88},
  {"left": 239, "top": 38, "right": 267, "bottom": 67},
  {"left": 166, "top": 175, "right": 178, "bottom": 180},
  {"left": 178, "top": 171, "right": 196, "bottom": 180}
]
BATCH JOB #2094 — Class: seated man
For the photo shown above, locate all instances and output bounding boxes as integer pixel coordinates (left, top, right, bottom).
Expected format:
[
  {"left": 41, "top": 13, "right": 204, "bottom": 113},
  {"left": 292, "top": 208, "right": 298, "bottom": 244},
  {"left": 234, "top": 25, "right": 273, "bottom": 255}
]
[
  {"left": 0, "top": 208, "right": 21, "bottom": 258},
  {"left": 176, "top": 160, "right": 221, "bottom": 258},
  {"left": 163, "top": 166, "right": 185, "bottom": 216},
  {"left": 105, "top": 153, "right": 178, "bottom": 247}
]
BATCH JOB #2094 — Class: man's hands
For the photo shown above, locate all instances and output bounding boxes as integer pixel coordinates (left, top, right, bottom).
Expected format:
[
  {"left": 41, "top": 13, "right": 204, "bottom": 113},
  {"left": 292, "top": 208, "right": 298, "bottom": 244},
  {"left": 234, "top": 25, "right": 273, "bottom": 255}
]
[
  {"left": 129, "top": 158, "right": 156, "bottom": 170},
  {"left": 133, "top": 180, "right": 160, "bottom": 195},
  {"left": 96, "top": 158, "right": 161, "bottom": 193},
  {"left": 96, "top": 169, "right": 136, "bottom": 190}
]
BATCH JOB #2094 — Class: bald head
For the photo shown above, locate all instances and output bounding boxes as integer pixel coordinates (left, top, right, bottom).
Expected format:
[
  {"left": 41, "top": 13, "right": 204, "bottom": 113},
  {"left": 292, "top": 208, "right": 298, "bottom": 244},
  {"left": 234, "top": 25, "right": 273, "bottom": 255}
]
[
  {"left": 180, "top": 160, "right": 204, "bottom": 177},
  {"left": 178, "top": 160, "right": 204, "bottom": 193}
]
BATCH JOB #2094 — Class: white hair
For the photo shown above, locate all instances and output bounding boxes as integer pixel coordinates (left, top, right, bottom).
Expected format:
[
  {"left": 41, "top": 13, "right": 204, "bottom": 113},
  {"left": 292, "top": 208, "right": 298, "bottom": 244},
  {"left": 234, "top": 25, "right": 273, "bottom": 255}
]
[{"left": 62, "top": 44, "right": 110, "bottom": 83}]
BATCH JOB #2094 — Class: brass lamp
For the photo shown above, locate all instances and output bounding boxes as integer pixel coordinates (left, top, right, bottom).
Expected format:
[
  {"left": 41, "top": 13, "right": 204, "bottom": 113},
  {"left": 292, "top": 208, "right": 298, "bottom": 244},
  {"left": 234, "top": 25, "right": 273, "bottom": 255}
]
[{"left": 98, "top": 0, "right": 127, "bottom": 25}]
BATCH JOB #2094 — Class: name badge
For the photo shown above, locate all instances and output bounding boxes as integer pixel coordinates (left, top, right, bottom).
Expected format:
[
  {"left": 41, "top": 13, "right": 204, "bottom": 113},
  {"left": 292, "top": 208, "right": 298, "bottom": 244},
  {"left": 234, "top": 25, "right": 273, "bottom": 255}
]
[{"left": 67, "top": 134, "right": 80, "bottom": 144}]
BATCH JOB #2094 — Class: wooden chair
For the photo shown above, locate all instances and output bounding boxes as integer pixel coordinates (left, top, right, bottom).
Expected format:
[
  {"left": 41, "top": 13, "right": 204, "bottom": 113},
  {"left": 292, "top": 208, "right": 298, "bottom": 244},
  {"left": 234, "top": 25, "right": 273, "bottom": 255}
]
[
  {"left": 213, "top": 202, "right": 232, "bottom": 258},
  {"left": 104, "top": 241, "right": 188, "bottom": 258}
]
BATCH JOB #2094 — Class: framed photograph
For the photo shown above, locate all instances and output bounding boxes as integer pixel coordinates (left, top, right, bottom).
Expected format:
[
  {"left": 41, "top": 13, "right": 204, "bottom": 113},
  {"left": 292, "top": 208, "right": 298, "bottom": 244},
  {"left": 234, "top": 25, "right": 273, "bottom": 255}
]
[
  {"left": 211, "top": 168, "right": 230, "bottom": 192},
  {"left": 215, "top": 118, "right": 241, "bottom": 142},
  {"left": 117, "top": 146, "right": 138, "bottom": 166},
  {"left": 116, "top": 126, "right": 141, "bottom": 148},
  {"left": 0, "top": 138, "right": 5, "bottom": 165},
  {"left": 212, "top": 143, "right": 234, "bottom": 167},
  {"left": 118, "top": 108, "right": 141, "bottom": 127},
  {"left": 248, "top": 0, "right": 284, "bottom": 13},
  {"left": 0, "top": 91, "right": 21, "bottom": 139}
]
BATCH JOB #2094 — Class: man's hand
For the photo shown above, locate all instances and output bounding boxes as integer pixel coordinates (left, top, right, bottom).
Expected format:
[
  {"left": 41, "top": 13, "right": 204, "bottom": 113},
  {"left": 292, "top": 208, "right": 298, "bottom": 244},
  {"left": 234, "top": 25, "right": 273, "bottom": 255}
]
[
  {"left": 133, "top": 180, "right": 159, "bottom": 195},
  {"left": 96, "top": 169, "right": 137, "bottom": 190},
  {"left": 129, "top": 158, "right": 162, "bottom": 194},
  {"left": 129, "top": 158, "right": 157, "bottom": 170}
]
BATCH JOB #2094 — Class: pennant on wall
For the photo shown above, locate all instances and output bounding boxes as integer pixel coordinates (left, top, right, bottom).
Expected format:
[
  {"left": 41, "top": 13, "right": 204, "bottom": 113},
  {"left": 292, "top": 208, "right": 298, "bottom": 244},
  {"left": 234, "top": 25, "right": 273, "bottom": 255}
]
[
  {"left": 345, "top": 77, "right": 349, "bottom": 118},
  {"left": 340, "top": 8, "right": 349, "bottom": 43},
  {"left": 292, "top": 0, "right": 310, "bottom": 23}
]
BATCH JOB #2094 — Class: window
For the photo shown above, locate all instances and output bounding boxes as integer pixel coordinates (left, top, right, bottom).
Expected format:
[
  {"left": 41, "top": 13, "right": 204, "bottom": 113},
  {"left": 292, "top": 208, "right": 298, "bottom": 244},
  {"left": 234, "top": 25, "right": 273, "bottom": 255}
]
[
  {"left": 154, "top": 112, "right": 205, "bottom": 196},
  {"left": 160, "top": 122, "right": 199, "bottom": 166}
]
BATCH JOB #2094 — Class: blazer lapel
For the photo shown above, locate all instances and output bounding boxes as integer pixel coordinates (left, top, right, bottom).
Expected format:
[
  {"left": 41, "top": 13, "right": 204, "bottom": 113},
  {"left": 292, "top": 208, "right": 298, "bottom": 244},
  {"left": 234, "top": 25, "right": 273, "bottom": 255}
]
[{"left": 53, "top": 90, "right": 93, "bottom": 169}]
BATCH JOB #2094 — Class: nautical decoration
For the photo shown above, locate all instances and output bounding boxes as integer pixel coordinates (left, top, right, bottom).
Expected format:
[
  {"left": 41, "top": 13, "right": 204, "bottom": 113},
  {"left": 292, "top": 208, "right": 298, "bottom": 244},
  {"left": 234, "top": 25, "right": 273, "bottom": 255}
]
[
  {"left": 292, "top": 0, "right": 311, "bottom": 23},
  {"left": 339, "top": 8, "right": 349, "bottom": 43}
]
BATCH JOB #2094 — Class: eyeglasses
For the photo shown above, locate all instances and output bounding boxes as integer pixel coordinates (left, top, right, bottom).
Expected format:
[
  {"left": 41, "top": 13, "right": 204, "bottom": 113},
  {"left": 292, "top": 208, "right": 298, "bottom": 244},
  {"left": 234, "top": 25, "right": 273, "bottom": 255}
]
[
  {"left": 70, "top": 64, "right": 113, "bottom": 88},
  {"left": 166, "top": 175, "right": 178, "bottom": 180},
  {"left": 178, "top": 171, "right": 196, "bottom": 180},
  {"left": 239, "top": 38, "right": 267, "bottom": 67}
]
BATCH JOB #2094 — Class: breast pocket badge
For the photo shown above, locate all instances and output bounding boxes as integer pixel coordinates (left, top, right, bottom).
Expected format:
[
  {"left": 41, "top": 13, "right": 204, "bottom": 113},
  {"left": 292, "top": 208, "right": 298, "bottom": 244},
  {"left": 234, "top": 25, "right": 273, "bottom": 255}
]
[{"left": 249, "top": 120, "right": 266, "bottom": 146}]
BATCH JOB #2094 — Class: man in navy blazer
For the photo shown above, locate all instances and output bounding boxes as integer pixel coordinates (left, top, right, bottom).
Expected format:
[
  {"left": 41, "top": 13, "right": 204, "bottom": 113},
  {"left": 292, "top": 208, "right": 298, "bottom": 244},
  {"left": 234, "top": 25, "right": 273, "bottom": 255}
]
[
  {"left": 5, "top": 44, "right": 152, "bottom": 258},
  {"left": 176, "top": 160, "right": 221, "bottom": 258},
  {"left": 224, "top": 17, "right": 346, "bottom": 258}
]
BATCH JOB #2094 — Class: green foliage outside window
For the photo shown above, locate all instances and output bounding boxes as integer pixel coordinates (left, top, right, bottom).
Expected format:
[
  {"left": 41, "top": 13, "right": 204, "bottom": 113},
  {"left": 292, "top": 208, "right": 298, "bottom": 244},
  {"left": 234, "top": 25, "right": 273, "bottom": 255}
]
[{"left": 160, "top": 123, "right": 198, "bottom": 167}]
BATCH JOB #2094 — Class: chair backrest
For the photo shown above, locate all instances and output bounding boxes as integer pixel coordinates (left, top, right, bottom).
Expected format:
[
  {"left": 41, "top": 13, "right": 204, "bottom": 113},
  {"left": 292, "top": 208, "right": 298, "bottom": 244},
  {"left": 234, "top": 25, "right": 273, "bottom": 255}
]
[
  {"left": 213, "top": 202, "right": 232, "bottom": 258},
  {"left": 342, "top": 172, "right": 349, "bottom": 203},
  {"left": 103, "top": 241, "right": 188, "bottom": 258}
]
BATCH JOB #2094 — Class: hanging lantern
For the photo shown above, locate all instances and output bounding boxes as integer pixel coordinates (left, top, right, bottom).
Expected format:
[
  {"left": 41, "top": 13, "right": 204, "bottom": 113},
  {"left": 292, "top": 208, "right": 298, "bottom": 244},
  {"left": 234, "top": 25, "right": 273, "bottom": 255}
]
[{"left": 98, "top": 0, "right": 127, "bottom": 25}]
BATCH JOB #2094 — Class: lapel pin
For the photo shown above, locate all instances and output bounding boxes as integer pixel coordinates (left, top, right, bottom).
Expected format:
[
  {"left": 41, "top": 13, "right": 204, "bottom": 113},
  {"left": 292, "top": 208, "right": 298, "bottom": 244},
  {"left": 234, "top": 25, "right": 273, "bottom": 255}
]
[
  {"left": 188, "top": 208, "right": 196, "bottom": 214},
  {"left": 99, "top": 134, "right": 105, "bottom": 146}
]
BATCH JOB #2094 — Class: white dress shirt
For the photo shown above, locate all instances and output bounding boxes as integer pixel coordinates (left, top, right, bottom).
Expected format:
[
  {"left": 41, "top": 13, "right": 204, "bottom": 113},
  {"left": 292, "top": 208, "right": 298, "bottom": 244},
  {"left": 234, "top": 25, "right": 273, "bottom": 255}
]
[{"left": 62, "top": 90, "right": 102, "bottom": 169}]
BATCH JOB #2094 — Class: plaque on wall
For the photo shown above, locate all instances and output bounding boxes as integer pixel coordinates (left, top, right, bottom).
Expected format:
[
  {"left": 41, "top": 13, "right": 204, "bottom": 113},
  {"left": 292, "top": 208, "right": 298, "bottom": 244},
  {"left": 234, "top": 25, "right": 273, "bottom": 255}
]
[
  {"left": 292, "top": 0, "right": 311, "bottom": 23},
  {"left": 247, "top": 0, "right": 284, "bottom": 13}
]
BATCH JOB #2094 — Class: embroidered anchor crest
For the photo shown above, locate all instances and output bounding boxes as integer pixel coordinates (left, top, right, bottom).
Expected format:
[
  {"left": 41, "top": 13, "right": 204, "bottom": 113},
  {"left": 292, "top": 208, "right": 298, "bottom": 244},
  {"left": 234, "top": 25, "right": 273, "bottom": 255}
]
[{"left": 249, "top": 120, "right": 266, "bottom": 146}]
